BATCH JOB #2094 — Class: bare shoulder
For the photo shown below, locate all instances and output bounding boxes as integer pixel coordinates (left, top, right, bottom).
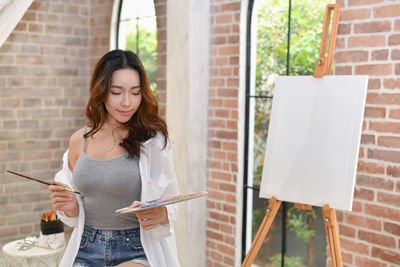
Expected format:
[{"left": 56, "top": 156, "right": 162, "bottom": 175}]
[
  {"left": 68, "top": 127, "right": 85, "bottom": 170},
  {"left": 69, "top": 128, "right": 85, "bottom": 151}
]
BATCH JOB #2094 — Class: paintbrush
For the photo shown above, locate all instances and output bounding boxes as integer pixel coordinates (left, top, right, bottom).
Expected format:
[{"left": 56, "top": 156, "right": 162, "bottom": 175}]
[{"left": 6, "top": 170, "right": 81, "bottom": 195}]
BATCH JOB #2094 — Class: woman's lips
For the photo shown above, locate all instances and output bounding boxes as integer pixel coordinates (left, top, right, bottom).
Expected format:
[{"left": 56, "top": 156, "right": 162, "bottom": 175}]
[{"left": 118, "top": 110, "right": 133, "bottom": 116}]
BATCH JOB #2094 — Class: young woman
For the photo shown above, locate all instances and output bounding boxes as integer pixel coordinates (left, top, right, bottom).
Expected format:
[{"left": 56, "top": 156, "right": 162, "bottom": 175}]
[{"left": 49, "top": 50, "right": 180, "bottom": 267}]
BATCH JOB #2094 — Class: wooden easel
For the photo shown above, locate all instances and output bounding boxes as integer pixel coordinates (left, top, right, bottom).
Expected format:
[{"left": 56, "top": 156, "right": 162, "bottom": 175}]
[{"left": 242, "top": 4, "right": 342, "bottom": 267}]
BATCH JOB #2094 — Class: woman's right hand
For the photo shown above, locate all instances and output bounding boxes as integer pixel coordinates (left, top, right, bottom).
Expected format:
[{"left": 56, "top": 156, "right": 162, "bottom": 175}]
[{"left": 49, "top": 181, "right": 79, "bottom": 218}]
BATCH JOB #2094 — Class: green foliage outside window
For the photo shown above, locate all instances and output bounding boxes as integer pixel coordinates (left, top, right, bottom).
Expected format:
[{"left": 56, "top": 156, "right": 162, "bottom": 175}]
[{"left": 125, "top": 27, "right": 158, "bottom": 93}]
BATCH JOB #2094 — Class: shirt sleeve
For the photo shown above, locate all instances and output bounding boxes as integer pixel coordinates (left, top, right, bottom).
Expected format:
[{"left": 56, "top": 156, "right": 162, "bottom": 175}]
[
  {"left": 146, "top": 135, "right": 179, "bottom": 238},
  {"left": 54, "top": 150, "right": 80, "bottom": 228}
]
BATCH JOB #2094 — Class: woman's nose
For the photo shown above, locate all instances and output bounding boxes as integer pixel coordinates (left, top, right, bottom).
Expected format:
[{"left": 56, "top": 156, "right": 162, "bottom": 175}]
[{"left": 121, "top": 93, "right": 130, "bottom": 106}]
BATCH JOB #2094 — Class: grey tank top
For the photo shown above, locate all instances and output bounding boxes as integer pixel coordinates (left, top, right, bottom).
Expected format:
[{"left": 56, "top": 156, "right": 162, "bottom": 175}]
[{"left": 73, "top": 127, "right": 141, "bottom": 230}]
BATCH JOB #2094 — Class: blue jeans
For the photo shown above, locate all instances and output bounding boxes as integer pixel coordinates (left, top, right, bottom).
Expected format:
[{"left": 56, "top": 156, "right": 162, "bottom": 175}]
[{"left": 73, "top": 225, "right": 149, "bottom": 267}]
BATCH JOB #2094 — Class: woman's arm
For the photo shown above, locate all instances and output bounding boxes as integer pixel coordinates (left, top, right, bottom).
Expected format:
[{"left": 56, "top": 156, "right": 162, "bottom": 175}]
[{"left": 48, "top": 129, "right": 83, "bottom": 222}]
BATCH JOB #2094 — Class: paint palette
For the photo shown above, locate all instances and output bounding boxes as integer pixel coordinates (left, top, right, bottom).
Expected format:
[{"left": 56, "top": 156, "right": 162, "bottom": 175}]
[{"left": 115, "top": 191, "right": 208, "bottom": 214}]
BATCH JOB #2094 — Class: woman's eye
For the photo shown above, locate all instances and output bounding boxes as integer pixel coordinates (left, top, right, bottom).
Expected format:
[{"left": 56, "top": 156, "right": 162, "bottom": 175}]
[
  {"left": 132, "top": 92, "right": 141, "bottom": 96},
  {"left": 111, "top": 92, "right": 121, "bottom": 95}
]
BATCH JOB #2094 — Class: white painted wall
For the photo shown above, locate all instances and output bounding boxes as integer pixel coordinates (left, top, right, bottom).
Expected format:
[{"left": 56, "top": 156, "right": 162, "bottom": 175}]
[{"left": 166, "top": 0, "right": 209, "bottom": 266}]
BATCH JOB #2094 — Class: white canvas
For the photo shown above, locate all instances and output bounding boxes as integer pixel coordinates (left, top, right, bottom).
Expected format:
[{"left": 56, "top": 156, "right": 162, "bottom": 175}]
[{"left": 259, "top": 75, "right": 368, "bottom": 211}]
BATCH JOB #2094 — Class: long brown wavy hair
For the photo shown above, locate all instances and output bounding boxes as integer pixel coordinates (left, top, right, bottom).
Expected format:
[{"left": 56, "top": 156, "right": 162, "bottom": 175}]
[{"left": 85, "top": 49, "right": 168, "bottom": 158}]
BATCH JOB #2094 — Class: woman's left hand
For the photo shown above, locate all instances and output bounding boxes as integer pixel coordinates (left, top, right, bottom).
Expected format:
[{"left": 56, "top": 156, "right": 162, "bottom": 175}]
[{"left": 130, "top": 201, "right": 169, "bottom": 230}]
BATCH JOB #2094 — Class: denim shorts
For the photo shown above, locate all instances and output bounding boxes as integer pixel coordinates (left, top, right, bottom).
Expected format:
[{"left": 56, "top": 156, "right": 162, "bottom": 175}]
[{"left": 73, "top": 225, "right": 150, "bottom": 267}]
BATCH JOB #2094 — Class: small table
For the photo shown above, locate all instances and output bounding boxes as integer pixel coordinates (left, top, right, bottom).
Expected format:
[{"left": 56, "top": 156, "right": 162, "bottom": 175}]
[{"left": 2, "top": 239, "right": 65, "bottom": 267}]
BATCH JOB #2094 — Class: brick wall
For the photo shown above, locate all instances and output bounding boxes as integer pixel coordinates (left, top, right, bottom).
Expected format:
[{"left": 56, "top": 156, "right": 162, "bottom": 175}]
[
  {"left": 207, "top": 0, "right": 241, "bottom": 266},
  {"left": 335, "top": 1, "right": 400, "bottom": 266},
  {"left": 89, "top": 0, "right": 113, "bottom": 72},
  {"left": 0, "top": 0, "right": 112, "bottom": 248},
  {"left": 154, "top": 0, "right": 167, "bottom": 117}
]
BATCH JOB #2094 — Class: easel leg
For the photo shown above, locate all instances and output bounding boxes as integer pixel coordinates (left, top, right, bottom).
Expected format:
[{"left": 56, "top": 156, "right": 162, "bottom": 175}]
[
  {"left": 242, "top": 197, "right": 282, "bottom": 267},
  {"left": 322, "top": 205, "right": 343, "bottom": 267}
]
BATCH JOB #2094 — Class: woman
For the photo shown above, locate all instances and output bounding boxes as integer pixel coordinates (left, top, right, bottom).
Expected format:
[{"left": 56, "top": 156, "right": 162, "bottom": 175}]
[{"left": 49, "top": 50, "right": 180, "bottom": 267}]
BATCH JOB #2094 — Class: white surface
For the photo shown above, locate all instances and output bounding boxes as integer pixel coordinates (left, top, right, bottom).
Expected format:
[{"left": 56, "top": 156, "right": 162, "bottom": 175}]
[
  {"left": 166, "top": 0, "right": 209, "bottom": 265},
  {"left": 259, "top": 75, "right": 368, "bottom": 211},
  {"left": 2, "top": 239, "right": 65, "bottom": 266}
]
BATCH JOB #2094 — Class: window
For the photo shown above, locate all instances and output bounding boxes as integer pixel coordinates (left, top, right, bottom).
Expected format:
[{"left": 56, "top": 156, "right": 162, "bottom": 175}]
[
  {"left": 114, "top": 0, "right": 157, "bottom": 92},
  {"left": 243, "top": 0, "right": 330, "bottom": 265}
]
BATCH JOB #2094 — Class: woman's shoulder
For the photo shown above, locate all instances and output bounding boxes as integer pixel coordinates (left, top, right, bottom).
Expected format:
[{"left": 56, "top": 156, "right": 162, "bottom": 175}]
[
  {"left": 69, "top": 127, "right": 85, "bottom": 147},
  {"left": 69, "top": 127, "right": 86, "bottom": 155}
]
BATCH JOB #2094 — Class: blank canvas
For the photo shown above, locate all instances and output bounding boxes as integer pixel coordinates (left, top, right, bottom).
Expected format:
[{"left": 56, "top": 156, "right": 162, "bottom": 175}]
[{"left": 259, "top": 75, "right": 368, "bottom": 211}]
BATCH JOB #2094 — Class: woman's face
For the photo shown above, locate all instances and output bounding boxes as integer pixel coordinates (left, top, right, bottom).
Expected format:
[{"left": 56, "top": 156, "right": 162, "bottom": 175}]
[{"left": 104, "top": 68, "right": 142, "bottom": 125}]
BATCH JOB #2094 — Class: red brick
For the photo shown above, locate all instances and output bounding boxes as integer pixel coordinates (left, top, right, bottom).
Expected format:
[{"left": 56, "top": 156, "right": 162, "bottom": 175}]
[
  {"left": 378, "top": 136, "right": 400, "bottom": 149},
  {"left": 367, "top": 78, "right": 381, "bottom": 90},
  {"left": 210, "top": 171, "right": 231, "bottom": 182},
  {"left": 365, "top": 203, "right": 400, "bottom": 221},
  {"left": 356, "top": 175, "right": 394, "bottom": 191},
  {"left": 387, "top": 165, "right": 400, "bottom": 177},
  {"left": 212, "top": 25, "right": 231, "bottom": 35},
  {"left": 340, "top": 9, "right": 371, "bottom": 21},
  {"left": 345, "top": 213, "right": 381, "bottom": 230},
  {"left": 214, "top": 109, "right": 229, "bottom": 118},
  {"left": 355, "top": 64, "right": 392, "bottom": 76},
  {"left": 383, "top": 78, "right": 400, "bottom": 89},
  {"left": 354, "top": 20, "right": 391, "bottom": 33},
  {"left": 338, "top": 24, "right": 351, "bottom": 35},
  {"left": 334, "top": 66, "right": 352, "bottom": 75},
  {"left": 340, "top": 237, "right": 369, "bottom": 254},
  {"left": 216, "top": 130, "right": 236, "bottom": 140},
  {"left": 374, "top": 4, "right": 400, "bottom": 18},
  {"left": 212, "top": 36, "right": 226, "bottom": 45},
  {"left": 377, "top": 192, "right": 400, "bottom": 207},
  {"left": 370, "top": 121, "right": 400, "bottom": 134},
  {"left": 227, "top": 120, "right": 237, "bottom": 130},
  {"left": 360, "top": 146, "right": 365, "bottom": 158},
  {"left": 335, "top": 50, "right": 368, "bottom": 63},
  {"left": 210, "top": 251, "right": 222, "bottom": 261},
  {"left": 348, "top": 35, "right": 386, "bottom": 48},
  {"left": 371, "top": 247, "right": 400, "bottom": 265},
  {"left": 216, "top": 243, "right": 234, "bottom": 256},
  {"left": 218, "top": 46, "right": 239, "bottom": 56},
  {"left": 384, "top": 222, "right": 400, "bottom": 235},
  {"left": 367, "top": 93, "right": 400, "bottom": 105},
  {"left": 354, "top": 187, "right": 375, "bottom": 201},
  {"left": 216, "top": 14, "right": 232, "bottom": 24},
  {"left": 207, "top": 230, "right": 224, "bottom": 241},
  {"left": 211, "top": 78, "right": 225, "bottom": 87},
  {"left": 341, "top": 251, "right": 353, "bottom": 264},
  {"left": 336, "top": 37, "right": 345, "bottom": 49},
  {"left": 357, "top": 161, "right": 385, "bottom": 174},
  {"left": 368, "top": 148, "right": 400, "bottom": 163},
  {"left": 391, "top": 49, "right": 400, "bottom": 60},
  {"left": 220, "top": 2, "right": 240, "bottom": 12},
  {"left": 223, "top": 255, "right": 234, "bottom": 265},
  {"left": 349, "top": 0, "right": 384, "bottom": 5},
  {"left": 222, "top": 203, "right": 235, "bottom": 214},
  {"left": 372, "top": 49, "right": 388, "bottom": 61},
  {"left": 359, "top": 230, "right": 396, "bottom": 248},
  {"left": 389, "top": 34, "right": 400, "bottom": 46},
  {"left": 339, "top": 224, "right": 356, "bottom": 237},
  {"left": 364, "top": 107, "right": 386, "bottom": 118},
  {"left": 355, "top": 256, "right": 387, "bottom": 267},
  {"left": 361, "top": 134, "right": 375, "bottom": 144},
  {"left": 217, "top": 89, "right": 237, "bottom": 97}
]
